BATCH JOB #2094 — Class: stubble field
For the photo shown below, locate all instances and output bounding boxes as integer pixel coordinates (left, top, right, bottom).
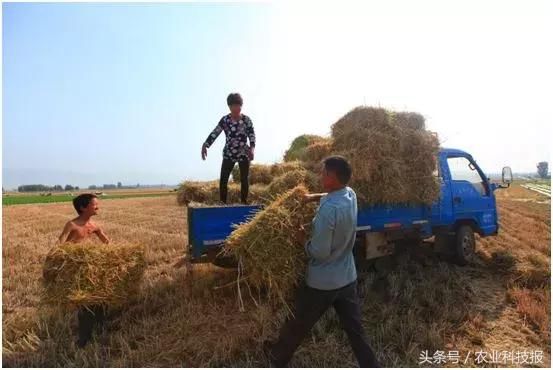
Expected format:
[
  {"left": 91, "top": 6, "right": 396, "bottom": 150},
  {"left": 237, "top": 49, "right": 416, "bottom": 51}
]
[{"left": 2, "top": 185, "right": 550, "bottom": 367}]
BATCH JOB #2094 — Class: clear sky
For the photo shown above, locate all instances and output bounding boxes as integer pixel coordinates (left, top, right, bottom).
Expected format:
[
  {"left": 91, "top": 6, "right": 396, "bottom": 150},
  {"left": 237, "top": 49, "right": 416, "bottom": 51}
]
[{"left": 2, "top": 0, "right": 552, "bottom": 188}]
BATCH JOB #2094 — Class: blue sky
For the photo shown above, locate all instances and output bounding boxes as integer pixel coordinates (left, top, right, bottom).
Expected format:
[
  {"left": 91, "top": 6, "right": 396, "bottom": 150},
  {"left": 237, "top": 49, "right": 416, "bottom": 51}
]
[
  {"left": 2, "top": 1, "right": 552, "bottom": 188},
  {"left": 3, "top": 2, "right": 277, "bottom": 187}
]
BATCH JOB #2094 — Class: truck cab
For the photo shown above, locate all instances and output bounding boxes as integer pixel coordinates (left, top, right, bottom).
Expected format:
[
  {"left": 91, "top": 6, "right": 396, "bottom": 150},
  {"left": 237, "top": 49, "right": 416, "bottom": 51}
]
[
  {"left": 186, "top": 148, "right": 512, "bottom": 267},
  {"left": 430, "top": 148, "right": 511, "bottom": 264},
  {"left": 433, "top": 148, "right": 499, "bottom": 234}
]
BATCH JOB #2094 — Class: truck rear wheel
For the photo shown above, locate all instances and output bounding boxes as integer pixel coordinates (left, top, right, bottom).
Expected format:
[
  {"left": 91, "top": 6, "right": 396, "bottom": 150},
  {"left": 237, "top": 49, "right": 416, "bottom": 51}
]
[{"left": 453, "top": 225, "right": 475, "bottom": 266}]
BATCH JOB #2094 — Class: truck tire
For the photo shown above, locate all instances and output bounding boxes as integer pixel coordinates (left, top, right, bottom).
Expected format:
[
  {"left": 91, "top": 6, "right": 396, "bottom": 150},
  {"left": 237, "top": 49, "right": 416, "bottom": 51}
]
[{"left": 453, "top": 225, "right": 475, "bottom": 266}]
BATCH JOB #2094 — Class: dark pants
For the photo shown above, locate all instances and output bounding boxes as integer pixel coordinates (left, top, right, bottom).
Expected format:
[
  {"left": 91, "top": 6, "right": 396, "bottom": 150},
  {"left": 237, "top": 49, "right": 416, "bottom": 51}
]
[
  {"left": 77, "top": 305, "right": 106, "bottom": 347},
  {"left": 268, "top": 282, "right": 380, "bottom": 367},
  {"left": 220, "top": 158, "right": 250, "bottom": 204}
]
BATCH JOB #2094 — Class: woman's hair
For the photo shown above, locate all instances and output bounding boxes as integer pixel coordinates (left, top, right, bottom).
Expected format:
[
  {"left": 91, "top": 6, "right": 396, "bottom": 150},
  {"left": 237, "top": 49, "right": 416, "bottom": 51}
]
[{"left": 227, "top": 93, "right": 243, "bottom": 106}]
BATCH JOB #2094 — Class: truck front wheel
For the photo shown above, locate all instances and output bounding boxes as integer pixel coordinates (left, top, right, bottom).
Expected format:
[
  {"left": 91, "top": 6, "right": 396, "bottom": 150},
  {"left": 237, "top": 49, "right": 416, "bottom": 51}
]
[{"left": 454, "top": 225, "right": 475, "bottom": 266}]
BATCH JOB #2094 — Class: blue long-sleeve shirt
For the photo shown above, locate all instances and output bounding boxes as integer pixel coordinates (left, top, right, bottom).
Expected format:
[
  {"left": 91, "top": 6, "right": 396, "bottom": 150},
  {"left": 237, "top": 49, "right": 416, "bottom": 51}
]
[{"left": 305, "top": 186, "right": 358, "bottom": 290}]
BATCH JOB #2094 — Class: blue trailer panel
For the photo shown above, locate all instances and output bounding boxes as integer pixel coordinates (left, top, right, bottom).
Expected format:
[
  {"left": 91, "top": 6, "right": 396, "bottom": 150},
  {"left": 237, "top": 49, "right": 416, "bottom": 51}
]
[{"left": 188, "top": 204, "right": 262, "bottom": 259}]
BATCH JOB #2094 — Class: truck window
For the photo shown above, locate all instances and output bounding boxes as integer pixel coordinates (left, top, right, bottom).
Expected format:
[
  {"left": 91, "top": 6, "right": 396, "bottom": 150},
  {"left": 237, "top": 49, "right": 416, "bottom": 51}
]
[{"left": 447, "top": 157, "right": 488, "bottom": 195}]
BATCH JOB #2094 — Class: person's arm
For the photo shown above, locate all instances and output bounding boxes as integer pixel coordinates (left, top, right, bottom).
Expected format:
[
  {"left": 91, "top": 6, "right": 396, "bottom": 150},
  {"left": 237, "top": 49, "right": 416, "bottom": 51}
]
[
  {"left": 58, "top": 222, "right": 73, "bottom": 244},
  {"left": 202, "top": 119, "right": 224, "bottom": 160},
  {"left": 305, "top": 206, "right": 335, "bottom": 261},
  {"left": 245, "top": 116, "right": 256, "bottom": 160},
  {"left": 303, "top": 193, "right": 328, "bottom": 203},
  {"left": 94, "top": 227, "right": 110, "bottom": 244}
]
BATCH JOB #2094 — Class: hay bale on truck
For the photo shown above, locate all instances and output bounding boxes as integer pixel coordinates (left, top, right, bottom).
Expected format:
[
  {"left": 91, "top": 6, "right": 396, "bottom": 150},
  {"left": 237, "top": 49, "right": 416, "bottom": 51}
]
[
  {"left": 42, "top": 241, "right": 146, "bottom": 308},
  {"left": 265, "top": 169, "right": 321, "bottom": 198},
  {"left": 330, "top": 106, "right": 440, "bottom": 205},
  {"left": 232, "top": 163, "right": 273, "bottom": 185},
  {"left": 177, "top": 181, "right": 269, "bottom": 205},
  {"left": 176, "top": 181, "right": 218, "bottom": 205},
  {"left": 301, "top": 137, "right": 333, "bottom": 164},
  {"left": 283, "top": 134, "right": 326, "bottom": 162},
  {"left": 222, "top": 186, "right": 316, "bottom": 310},
  {"left": 269, "top": 161, "right": 305, "bottom": 177}
]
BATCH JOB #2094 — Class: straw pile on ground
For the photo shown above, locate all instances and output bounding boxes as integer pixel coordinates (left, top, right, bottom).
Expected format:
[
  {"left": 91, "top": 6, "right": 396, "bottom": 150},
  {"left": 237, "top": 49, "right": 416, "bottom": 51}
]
[
  {"left": 42, "top": 241, "right": 146, "bottom": 308},
  {"left": 331, "top": 106, "right": 440, "bottom": 205},
  {"left": 222, "top": 186, "right": 316, "bottom": 309}
]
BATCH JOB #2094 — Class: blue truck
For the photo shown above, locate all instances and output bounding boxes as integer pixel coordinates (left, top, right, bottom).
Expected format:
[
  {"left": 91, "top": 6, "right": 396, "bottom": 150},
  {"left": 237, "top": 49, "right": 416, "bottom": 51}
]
[{"left": 187, "top": 148, "right": 512, "bottom": 267}]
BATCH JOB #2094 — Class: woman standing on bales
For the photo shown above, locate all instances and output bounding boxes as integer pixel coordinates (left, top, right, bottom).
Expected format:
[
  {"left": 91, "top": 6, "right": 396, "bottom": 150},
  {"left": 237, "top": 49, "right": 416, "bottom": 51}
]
[{"left": 201, "top": 93, "right": 256, "bottom": 204}]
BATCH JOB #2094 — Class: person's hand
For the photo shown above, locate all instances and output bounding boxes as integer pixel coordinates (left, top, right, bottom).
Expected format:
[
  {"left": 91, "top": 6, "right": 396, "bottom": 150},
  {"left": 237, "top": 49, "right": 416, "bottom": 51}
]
[
  {"left": 302, "top": 194, "right": 317, "bottom": 203},
  {"left": 302, "top": 193, "right": 327, "bottom": 203},
  {"left": 248, "top": 146, "right": 255, "bottom": 161},
  {"left": 201, "top": 144, "right": 208, "bottom": 160}
]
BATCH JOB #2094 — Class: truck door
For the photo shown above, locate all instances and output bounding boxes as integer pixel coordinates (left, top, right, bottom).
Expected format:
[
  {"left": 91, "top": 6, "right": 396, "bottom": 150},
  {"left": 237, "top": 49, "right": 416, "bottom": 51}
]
[{"left": 446, "top": 155, "right": 498, "bottom": 235}]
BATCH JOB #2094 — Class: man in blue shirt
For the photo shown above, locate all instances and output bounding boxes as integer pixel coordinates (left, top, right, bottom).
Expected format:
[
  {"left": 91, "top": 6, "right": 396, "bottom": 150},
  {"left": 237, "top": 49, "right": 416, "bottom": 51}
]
[{"left": 265, "top": 156, "right": 380, "bottom": 367}]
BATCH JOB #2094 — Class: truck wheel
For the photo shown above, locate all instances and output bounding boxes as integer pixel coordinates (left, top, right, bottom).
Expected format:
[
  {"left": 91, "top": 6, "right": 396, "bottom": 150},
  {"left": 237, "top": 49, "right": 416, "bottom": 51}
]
[{"left": 453, "top": 225, "right": 475, "bottom": 266}]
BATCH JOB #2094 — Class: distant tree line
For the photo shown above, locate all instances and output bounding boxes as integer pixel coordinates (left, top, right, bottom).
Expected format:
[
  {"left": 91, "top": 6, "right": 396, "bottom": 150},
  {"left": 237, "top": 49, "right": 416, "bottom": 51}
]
[
  {"left": 17, "top": 184, "right": 80, "bottom": 192},
  {"left": 15, "top": 181, "right": 164, "bottom": 193},
  {"left": 88, "top": 182, "right": 139, "bottom": 190}
]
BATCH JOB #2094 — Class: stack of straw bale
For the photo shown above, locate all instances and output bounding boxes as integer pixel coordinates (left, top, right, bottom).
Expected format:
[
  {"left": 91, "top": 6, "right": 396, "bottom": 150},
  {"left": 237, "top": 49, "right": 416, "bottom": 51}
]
[{"left": 178, "top": 106, "right": 439, "bottom": 207}]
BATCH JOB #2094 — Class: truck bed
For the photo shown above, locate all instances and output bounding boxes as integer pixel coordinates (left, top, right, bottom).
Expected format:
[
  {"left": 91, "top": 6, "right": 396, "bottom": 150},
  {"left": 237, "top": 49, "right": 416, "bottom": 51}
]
[{"left": 187, "top": 202, "right": 433, "bottom": 260}]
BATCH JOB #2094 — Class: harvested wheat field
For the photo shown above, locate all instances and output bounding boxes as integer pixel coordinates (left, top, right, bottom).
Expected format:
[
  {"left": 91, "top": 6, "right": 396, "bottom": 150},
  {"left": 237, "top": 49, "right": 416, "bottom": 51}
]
[{"left": 2, "top": 187, "right": 551, "bottom": 367}]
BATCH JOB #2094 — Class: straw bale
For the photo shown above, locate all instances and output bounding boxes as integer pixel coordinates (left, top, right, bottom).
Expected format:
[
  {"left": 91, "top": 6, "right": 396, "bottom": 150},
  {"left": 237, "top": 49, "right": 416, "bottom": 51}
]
[
  {"left": 177, "top": 181, "right": 269, "bottom": 205},
  {"left": 266, "top": 169, "right": 320, "bottom": 197},
  {"left": 283, "top": 134, "right": 325, "bottom": 162},
  {"left": 330, "top": 106, "right": 440, "bottom": 205},
  {"left": 42, "top": 241, "right": 146, "bottom": 308},
  {"left": 232, "top": 164, "right": 273, "bottom": 185},
  {"left": 223, "top": 186, "right": 316, "bottom": 308}
]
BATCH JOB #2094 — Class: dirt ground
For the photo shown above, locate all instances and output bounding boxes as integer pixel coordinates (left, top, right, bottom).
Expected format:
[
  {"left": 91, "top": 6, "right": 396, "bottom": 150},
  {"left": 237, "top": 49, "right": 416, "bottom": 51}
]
[{"left": 2, "top": 185, "right": 550, "bottom": 367}]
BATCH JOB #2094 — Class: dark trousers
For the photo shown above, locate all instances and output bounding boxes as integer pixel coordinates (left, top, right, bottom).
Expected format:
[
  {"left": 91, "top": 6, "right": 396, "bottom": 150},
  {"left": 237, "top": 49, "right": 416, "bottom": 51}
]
[
  {"left": 220, "top": 158, "right": 250, "bottom": 204},
  {"left": 269, "top": 282, "right": 380, "bottom": 367},
  {"left": 77, "top": 305, "right": 106, "bottom": 347}
]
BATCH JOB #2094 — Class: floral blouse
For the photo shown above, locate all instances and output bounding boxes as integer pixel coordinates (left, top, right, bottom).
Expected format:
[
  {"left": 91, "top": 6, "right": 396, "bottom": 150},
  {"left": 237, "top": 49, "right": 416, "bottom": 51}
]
[{"left": 204, "top": 114, "right": 256, "bottom": 162}]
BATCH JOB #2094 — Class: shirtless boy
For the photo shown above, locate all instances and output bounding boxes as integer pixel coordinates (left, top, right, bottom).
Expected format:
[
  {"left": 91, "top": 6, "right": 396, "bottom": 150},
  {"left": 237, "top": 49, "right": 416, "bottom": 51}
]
[
  {"left": 59, "top": 193, "right": 109, "bottom": 244},
  {"left": 58, "top": 193, "right": 110, "bottom": 347}
]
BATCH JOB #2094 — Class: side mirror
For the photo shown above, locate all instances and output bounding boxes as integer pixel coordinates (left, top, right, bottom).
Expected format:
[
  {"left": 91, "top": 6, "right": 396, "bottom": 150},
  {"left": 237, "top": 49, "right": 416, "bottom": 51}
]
[{"left": 502, "top": 166, "right": 513, "bottom": 184}]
